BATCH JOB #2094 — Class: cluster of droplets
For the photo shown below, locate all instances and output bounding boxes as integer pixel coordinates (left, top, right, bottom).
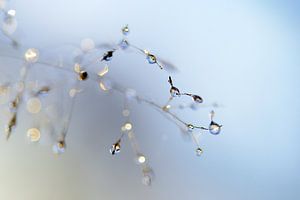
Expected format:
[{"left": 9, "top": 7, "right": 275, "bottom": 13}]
[
  {"left": 0, "top": 1, "right": 18, "bottom": 47},
  {"left": 0, "top": 20, "right": 222, "bottom": 186}
]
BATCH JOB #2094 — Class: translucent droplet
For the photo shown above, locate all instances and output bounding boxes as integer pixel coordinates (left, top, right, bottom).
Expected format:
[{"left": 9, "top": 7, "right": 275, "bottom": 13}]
[
  {"left": 110, "top": 141, "right": 121, "bottom": 155},
  {"left": 80, "top": 38, "right": 95, "bottom": 52},
  {"left": 196, "top": 147, "right": 203, "bottom": 156},
  {"left": 69, "top": 88, "right": 77, "bottom": 98},
  {"left": 119, "top": 39, "right": 129, "bottom": 50},
  {"left": 209, "top": 121, "right": 221, "bottom": 135},
  {"left": 102, "top": 51, "right": 114, "bottom": 61},
  {"left": 123, "top": 122, "right": 132, "bottom": 131},
  {"left": 170, "top": 86, "right": 180, "bottom": 97},
  {"left": 99, "top": 79, "right": 112, "bottom": 91},
  {"left": 98, "top": 65, "right": 109, "bottom": 77},
  {"left": 125, "top": 88, "right": 136, "bottom": 99},
  {"left": 74, "top": 63, "right": 81, "bottom": 73},
  {"left": 192, "top": 95, "right": 203, "bottom": 103},
  {"left": 137, "top": 154, "right": 146, "bottom": 164},
  {"left": 27, "top": 128, "right": 41, "bottom": 142},
  {"left": 187, "top": 124, "right": 194, "bottom": 132},
  {"left": 26, "top": 97, "right": 42, "bottom": 114},
  {"left": 146, "top": 54, "right": 157, "bottom": 64},
  {"left": 78, "top": 70, "right": 88, "bottom": 81},
  {"left": 24, "top": 48, "right": 39, "bottom": 63},
  {"left": 7, "top": 9, "right": 16, "bottom": 17},
  {"left": 122, "top": 25, "right": 129, "bottom": 35},
  {"left": 162, "top": 104, "right": 171, "bottom": 111},
  {"left": 52, "top": 141, "right": 66, "bottom": 154},
  {"left": 36, "top": 86, "right": 50, "bottom": 96},
  {"left": 142, "top": 174, "right": 153, "bottom": 186},
  {"left": 122, "top": 109, "right": 130, "bottom": 117}
]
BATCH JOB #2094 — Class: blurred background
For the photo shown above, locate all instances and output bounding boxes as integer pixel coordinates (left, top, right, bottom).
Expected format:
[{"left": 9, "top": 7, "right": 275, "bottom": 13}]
[{"left": 0, "top": 0, "right": 299, "bottom": 199}]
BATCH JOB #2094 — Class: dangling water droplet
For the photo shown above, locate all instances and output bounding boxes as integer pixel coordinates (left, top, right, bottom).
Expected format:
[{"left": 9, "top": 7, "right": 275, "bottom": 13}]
[
  {"left": 170, "top": 86, "right": 180, "bottom": 97},
  {"left": 102, "top": 50, "right": 114, "bottom": 61},
  {"left": 196, "top": 147, "right": 203, "bottom": 156},
  {"left": 123, "top": 122, "right": 132, "bottom": 131},
  {"left": 24, "top": 48, "right": 39, "bottom": 63},
  {"left": 136, "top": 154, "right": 146, "bottom": 164},
  {"left": 142, "top": 175, "right": 152, "bottom": 186},
  {"left": 119, "top": 39, "right": 129, "bottom": 50},
  {"left": 192, "top": 95, "right": 203, "bottom": 103},
  {"left": 98, "top": 65, "right": 109, "bottom": 77},
  {"left": 187, "top": 124, "right": 194, "bottom": 132},
  {"left": 162, "top": 104, "right": 171, "bottom": 111},
  {"left": 52, "top": 140, "right": 66, "bottom": 154},
  {"left": 78, "top": 70, "right": 88, "bottom": 81},
  {"left": 122, "top": 25, "right": 130, "bottom": 35},
  {"left": 110, "top": 141, "right": 121, "bottom": 155},
  {"left": 146, "top": 54, "right": 157, "bottom": 64},
  {"left": 26, "top": 97, "right": 42, "bottom": 114},
  {"left": 209, "top": 121, "right": 221, "bottom": 135}
]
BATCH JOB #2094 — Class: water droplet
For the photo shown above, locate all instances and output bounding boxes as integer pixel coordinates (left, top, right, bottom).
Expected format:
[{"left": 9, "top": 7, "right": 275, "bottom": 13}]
[
  {"left": 2, "top": 17, "right": 17, "bottom": 35},
  {"left": 209, "top": 121, "right": 221, "bottom": 135},
  {"left": 27, "top": 128, "right": 41, "bottom": 142},
  {"left": 196, "top": 147, "right": 203, "bottom": 156},
  {"left": 192, "top": 95, "right": 203, "bottom": 103},
  {"left": 122, "top": 25, "right": 129, "bottom": 35},
  {"left": 125, "top": 88, "right": 136, "bottom": 99},
  {"left": 170, "top": 86, "right": 180, "bottom": 97},
  {"left": 26, "top": 97, "right": 41, "bottom": 114},
  {"left": 78, "top": 70, "right": 88, "bottom": 81},
  {"left": 142, "top": 175, "right": 152, "bottom": 186},
  {"left": 102, "top": 50, "right": 114, "bottom": 61},
  {"left": 24, "top": 48, "right": 39, "bottom": 63},
  {"left": 146, "top": 54, "right": 157, "bottom": 64},
  {"left": 162, "top": 104, "right": 171, "bottom": 111},
  {"left": 136, "top": 154, "right": 146, "bottom": 164},
  {"left": 7, "top": 9, "right": 16, "bottom": 17},
  {"left": 122, "top": 109, "right": 130, "bottom": 117},
  {"left": 98, "top": 65, "right": 109, "bottom": 77},
  {"left": 110, "top": 141, "right": 121, "bottom": 155},
  {"left": 119, "top": 39, "right": 129, "bottom": 50},
  {"left": 74, "top": 63, "right": 81, "bottom": 73},
  {"left": 187, "top": 124, "right": 194, "bottom": 132},
  {"left": 123, "top": 122, "right": 132, "bottom": 131},
  {"left": 52, "top": 141, "right": 66, "bottom": 154}
]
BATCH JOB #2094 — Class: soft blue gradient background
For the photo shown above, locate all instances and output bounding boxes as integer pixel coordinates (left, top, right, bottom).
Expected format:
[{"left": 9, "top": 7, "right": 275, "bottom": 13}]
[{"left": 0, "top": 0, "right": 299, "bottom": 199}]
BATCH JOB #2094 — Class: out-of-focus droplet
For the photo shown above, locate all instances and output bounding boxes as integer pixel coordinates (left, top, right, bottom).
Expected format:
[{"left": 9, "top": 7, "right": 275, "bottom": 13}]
[
  {"left": 110, "top": 141, "right": 121, "bottom": 155},
  {"left": 122, "top": 25, "right": 129, "bottom": 35},
  {"left": 146, "top": 54, "right": 157, "bottom": 64},
  {"left": 74, "top": 63, "right": 81, "bottom": 73},
  {"left": 80, "top": 38, "right": 95, "bottom": 52},
  {"left": 142, "top": 175, "right": 151, "bottom": 186},
  {"left": 170, "top": 86, "right": 180, "bottom": 97},
  {"left": 69, "top": 88, "right": 77, "bottom": 98},
  {"left": 119, "top": 39, "right": 129, "bottom": 50},
  {"left": 162, "top": 104, "right": 171, "bottom": 111},
  {"left": 125, "top": 88, "right": 136, "bottom": 99},
  {"left": 122, "top": 109, "right": 130, "bottom": 117},
  {"left": 27, "top": 128, "right": 41, "bottom": 142},
  {"left": 192, "top": 95, "right": 203, "bottom": 103},
  {"left": 98, "top": 65, "right": 109, "bottom": 77},
  {"left": 209, "top": 121, "right": 221, "bottom": 135},
  {"left": 196, "top": 147, "right": 203, "bottom": 156},
  {"left": 99, "top": 79, "right": 112, "bottom": 91},
  {"left": 78, "top": 70, "right": 88, "bottom": 81},
  {"left": 124, "top": 122, "right": 132, "bottom": 131},
  {"left": 2, "top": 17, "right": 17, "bottom": 35},
  {"left": 187, "top": 124, "right": 194, "bottom": 132},
  {"left": 9, "top": 97, "right": 19, "bottom": 112},
  {"left": 7, "top": 9, "right": 16, "bottom": 17},
  {"left": 52, "top": 140, "right": 66, "bottom": 154},
  {"left": 0, "top": 85, "right": 9, "bottom": 104},
  {"left": 137, "top": 154, "right": 146, "bottom": 164},
  {"left": 24, "top": 48, "right": 39, "bottom": 63},
  {"left": 27, "top": 97, "right": 41, "bottom": 114},
  {"left": 36, "top": 86, "right": 50, "bottom": 96},
  {"left": 101, "top": 50, "right": 114, "bottom": 61}
]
